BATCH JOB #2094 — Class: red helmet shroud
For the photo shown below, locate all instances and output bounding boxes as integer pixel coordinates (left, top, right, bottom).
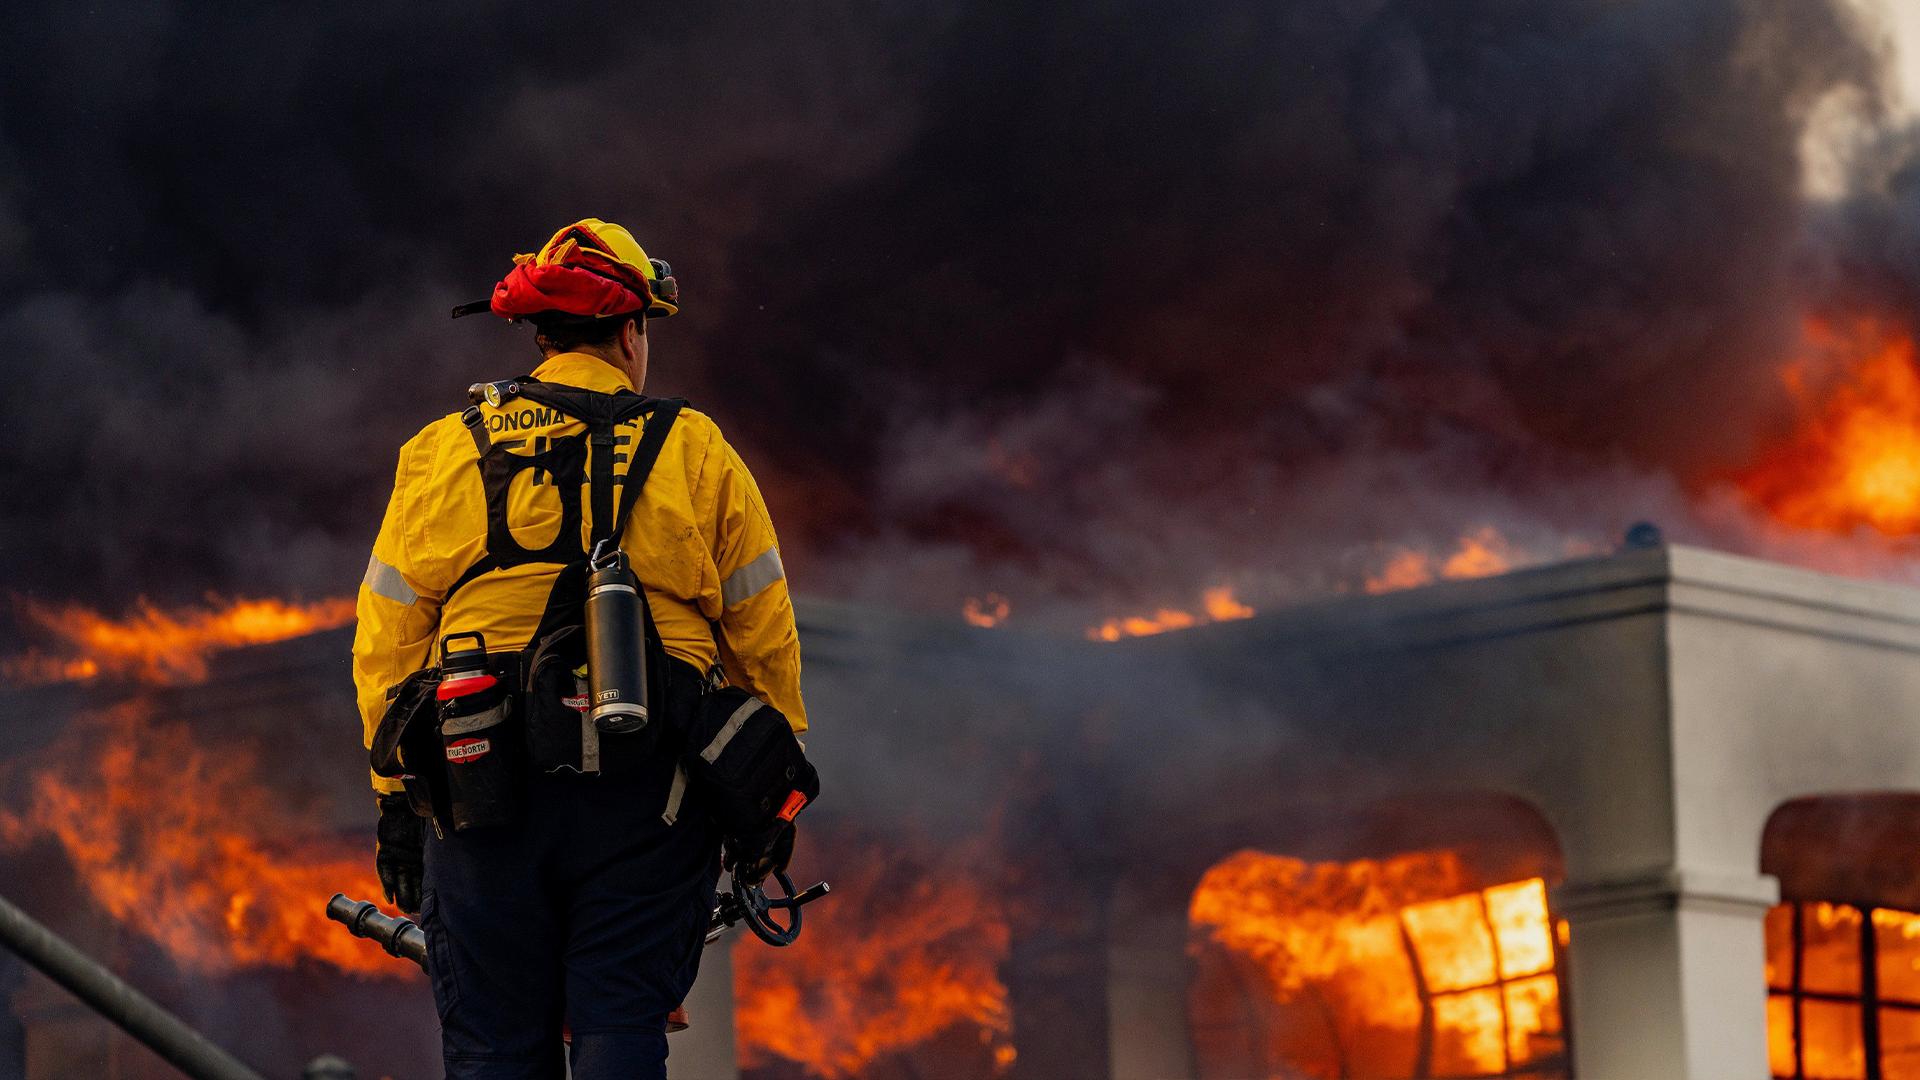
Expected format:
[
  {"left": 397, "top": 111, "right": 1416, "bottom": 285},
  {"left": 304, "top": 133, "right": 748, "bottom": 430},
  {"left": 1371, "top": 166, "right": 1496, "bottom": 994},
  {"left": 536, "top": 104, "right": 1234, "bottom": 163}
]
[
  {"left": 452, "top": 218, "right": 679, "bottom": 322},
  {"left": 489, "top": 261, "right": 648, "bottom": 321}
]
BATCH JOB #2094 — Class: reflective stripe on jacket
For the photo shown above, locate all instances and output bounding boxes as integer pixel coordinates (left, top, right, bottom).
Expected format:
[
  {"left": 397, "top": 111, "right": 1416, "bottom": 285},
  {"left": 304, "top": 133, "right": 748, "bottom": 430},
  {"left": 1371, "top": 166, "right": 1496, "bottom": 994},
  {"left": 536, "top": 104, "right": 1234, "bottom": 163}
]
[{"left": 351, "top": 352, "right": 806, "bottom": 794}]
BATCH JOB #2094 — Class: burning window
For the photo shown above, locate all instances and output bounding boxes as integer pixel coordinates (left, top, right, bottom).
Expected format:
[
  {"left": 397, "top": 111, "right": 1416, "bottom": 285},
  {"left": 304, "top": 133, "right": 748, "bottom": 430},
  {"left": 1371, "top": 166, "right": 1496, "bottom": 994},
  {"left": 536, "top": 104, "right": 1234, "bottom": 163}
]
[
  {"left": 1188, "top": 850, "right": 1567, "bottom": 1080},
  {"left": 1766, "top": 901, "right": 1920, "bottom": 1079}
]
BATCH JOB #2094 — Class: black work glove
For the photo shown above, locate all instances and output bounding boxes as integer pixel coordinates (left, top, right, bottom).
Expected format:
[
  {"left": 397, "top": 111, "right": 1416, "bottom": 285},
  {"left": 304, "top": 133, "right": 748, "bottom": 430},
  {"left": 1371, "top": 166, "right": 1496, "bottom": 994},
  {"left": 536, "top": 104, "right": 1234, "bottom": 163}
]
[
  {"left": 723, "top": 820, "right": 795, "bottom": 888},
  {"left": 375, "top": 793, "right": 424, "bottom": 914}
]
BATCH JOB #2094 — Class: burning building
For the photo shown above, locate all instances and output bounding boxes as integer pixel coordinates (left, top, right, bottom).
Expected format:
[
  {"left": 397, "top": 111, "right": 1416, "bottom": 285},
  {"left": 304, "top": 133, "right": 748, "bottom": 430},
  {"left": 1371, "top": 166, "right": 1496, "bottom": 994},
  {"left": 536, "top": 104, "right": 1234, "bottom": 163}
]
[
  {"left": 2, "top": 538, "right": 1918, "bottom": 1079},
  {"left": 804, "top": 536, "right": 1920, "bottom": 1080}
]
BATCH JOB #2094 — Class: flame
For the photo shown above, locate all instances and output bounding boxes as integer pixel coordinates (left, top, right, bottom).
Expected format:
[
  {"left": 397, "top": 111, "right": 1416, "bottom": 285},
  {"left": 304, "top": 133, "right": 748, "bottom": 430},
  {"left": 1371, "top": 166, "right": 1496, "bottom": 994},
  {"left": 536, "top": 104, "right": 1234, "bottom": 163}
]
[
  {"left": 0, "top": 651, "right": 100, "bottom": 685},
  {"left": 963, "top": 593, "right": 1011, "bottom": 628},
  {"left": 3, "top": 595, "right": 356, "bottom": 686},
  {"left": 1189, "top": 849, "right": 1564, "bottom": 1078},
  {"left": 1364, "top": 527, "right": 1519, "bottom": 595},
  {"left": 1765, "top": 900, "right": 1920, "bottom": 1078},
  {"left": 1202, "top": 585, "right": 1256, "bottom": 621},
  {"left": 0, "top": 703, "right": 406, "bottom": 979},
  {"left": 733, "top": 839, "right": 1013, "bottom": 1079},
  {"left": 1087, "top": 585, "right": 1256, "bottom": 641},
  {"left": 1739, "top": 326, "right": 1920, "bottom": 536}
]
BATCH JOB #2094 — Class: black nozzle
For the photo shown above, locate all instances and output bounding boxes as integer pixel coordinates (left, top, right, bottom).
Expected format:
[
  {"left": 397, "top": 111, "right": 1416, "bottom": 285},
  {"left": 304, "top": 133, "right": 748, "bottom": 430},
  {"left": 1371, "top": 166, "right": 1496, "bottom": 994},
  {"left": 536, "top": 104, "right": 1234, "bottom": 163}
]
[{"left": 325, "top": 894, "right": 427, "bottom": 969}]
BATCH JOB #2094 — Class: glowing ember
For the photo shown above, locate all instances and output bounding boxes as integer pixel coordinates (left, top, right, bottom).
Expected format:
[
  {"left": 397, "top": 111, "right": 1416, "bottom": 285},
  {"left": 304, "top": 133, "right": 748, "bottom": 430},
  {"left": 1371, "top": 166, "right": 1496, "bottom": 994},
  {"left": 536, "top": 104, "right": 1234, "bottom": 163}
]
[
  {"left": 1189, "top": 849, "right": 1564, "bottom": 1079},
  {"left": 1087, "top": 585, "right": 1256, "bottom": 641},
  {"left": 3, "top": 595, "right": 355, "bottom": 686},
  {"left": 963, "top": 593, "right": 1011, "bottom": 628},
  {"left": 1365, "top": 527, "right": 1519, "bottom": 595},
  {"left": 1739, "top": 327, "right": 1920, "bottom": 536},
  {"left": 0, "top": 703, "right": 406, "bottom": 979},
  {"left": 733, "top": 840, "right": 1013, "bottom": 1079}
]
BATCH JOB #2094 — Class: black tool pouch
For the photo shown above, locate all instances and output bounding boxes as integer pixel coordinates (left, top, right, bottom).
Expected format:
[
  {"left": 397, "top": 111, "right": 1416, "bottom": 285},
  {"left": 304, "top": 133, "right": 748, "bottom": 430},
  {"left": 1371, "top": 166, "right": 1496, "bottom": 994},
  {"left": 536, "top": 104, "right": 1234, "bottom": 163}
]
[
  {"left": 523, "top": 624, "right": 603, "bottom": 774},
  {"left": 370, "top": 667, "right": 449, "bottom": 824},
  {"left": 523, "top": 622, "right": 666, "bottom": 776},
  {"left": 436, "top": 657, "right": 525, "bottom": 832},
  {"left": 682, "top": 686, "right": 819, "bottom": 838}
]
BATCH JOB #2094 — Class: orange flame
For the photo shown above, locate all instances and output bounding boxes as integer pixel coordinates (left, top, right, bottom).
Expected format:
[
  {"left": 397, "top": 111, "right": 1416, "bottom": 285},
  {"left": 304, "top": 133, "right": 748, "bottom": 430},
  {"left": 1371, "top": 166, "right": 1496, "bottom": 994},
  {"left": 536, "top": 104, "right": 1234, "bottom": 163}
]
[
  {"left": 1202, "top": 586, "right": 1256, "bottom": 621},
  {"left": 0, "top": 651, "right": 101, "bottom": 684},
  {"left": 1765, "top": 900, "right": 1920, "bottom": 1078},
  {"left": 733, "top": 840, "right": 1013, "bottom": 1079},
  {"left": 1189, "top": 849, "right": 1564, "bottom": 1078},
  {"left": 1739, "top": 326, "right": 1920, "bottom": 536},
  {"left": 3, "top": 595, "right": 355, "bottom": 686},
  {"left": 1087, "top": 585, "right": 1256, "bottom": 641},
  {"left": 963, "top": 593, "right": 1011, "bottom": 628},
  {"left": 0, "top": 703, "right": 406, "bottom": 979},
  {"left": 1364, "top": 527, "right": 1518, "bottom": 595}
]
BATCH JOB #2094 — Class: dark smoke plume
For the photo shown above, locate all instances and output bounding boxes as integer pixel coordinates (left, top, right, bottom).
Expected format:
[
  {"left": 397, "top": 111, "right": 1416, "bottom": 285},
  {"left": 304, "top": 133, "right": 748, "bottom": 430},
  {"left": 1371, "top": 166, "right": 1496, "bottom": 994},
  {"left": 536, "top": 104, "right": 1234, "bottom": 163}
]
[{"left": 1, "top": 0, "right": 1915, "bottom": 640}]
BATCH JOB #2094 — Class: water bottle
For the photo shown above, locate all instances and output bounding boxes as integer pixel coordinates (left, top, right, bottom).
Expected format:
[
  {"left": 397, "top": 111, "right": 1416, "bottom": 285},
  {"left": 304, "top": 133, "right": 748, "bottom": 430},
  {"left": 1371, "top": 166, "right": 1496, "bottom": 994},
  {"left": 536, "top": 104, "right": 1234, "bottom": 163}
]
[
  {"left": 585, "top": 540, "right": 649, "bottom": 734},
  {"left": 435, "top": 631, "right": 519, "bottom": 830}
]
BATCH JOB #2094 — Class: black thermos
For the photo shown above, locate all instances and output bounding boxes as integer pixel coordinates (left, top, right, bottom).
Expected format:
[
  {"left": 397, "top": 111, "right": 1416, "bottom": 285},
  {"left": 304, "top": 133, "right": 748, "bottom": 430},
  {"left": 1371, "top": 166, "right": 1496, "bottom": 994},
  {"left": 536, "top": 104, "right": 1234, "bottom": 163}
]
[
  {"left": 585, "top": 541, "right": 649, "bottom": 733},
  {"left": 438, "top": 633, "right": 493, "bottom": 698}
]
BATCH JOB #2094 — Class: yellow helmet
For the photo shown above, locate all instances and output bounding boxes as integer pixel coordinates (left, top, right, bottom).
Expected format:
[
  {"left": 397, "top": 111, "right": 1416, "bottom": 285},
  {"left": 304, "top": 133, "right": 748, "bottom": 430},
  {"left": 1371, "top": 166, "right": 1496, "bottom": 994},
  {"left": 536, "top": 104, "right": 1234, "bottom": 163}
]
[{"left": 454, "top": 217, "right": 680, "bottom": 321}]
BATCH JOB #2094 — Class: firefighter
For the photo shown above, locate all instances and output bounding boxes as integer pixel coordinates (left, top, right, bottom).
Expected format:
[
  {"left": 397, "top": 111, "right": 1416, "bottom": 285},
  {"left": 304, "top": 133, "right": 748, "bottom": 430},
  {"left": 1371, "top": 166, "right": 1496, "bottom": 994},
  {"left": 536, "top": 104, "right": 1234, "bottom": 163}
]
[{"left": 351, "top": 219, "right": 809, "bottom": 1080}]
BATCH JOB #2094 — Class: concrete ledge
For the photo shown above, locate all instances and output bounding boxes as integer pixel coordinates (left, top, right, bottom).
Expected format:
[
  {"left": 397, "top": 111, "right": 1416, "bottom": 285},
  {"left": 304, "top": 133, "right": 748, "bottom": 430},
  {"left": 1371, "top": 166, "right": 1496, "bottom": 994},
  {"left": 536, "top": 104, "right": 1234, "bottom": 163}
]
[
  {"left": 1145, "top": 542, "right": 1920, "bottom": 659},
  {"left": 1553, "top": 869, "right": 1781, "bottom": 924}
]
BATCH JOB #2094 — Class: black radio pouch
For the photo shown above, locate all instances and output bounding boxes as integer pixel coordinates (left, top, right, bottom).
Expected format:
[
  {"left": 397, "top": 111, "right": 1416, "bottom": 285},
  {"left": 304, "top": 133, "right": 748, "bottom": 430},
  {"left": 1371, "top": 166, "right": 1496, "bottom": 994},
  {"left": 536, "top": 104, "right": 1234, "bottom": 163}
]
[{"left": 681, "top": 686, "right": 819, "bottom": 838}]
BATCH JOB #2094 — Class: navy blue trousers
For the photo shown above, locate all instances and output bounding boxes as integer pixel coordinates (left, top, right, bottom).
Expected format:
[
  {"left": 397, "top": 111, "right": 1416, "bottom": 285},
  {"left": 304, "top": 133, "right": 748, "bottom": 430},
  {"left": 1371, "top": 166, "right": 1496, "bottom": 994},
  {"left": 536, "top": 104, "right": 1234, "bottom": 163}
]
[{"left": 420, "top": 761, "right": 720, "bottom": 1080}]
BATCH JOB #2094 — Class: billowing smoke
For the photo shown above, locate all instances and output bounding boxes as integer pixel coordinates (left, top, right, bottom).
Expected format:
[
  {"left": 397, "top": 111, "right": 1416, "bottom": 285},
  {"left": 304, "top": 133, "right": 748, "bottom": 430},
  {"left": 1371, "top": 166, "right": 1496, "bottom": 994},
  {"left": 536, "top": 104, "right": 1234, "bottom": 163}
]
[{"left": 2, "top": 0, "right": 1915, "bottom": 640}]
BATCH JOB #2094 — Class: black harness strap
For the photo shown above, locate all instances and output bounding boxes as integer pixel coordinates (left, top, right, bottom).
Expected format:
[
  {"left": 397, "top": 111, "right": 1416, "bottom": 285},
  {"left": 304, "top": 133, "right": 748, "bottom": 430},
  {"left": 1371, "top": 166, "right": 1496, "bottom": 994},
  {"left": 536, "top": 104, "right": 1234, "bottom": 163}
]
[
  {"left": 590, "top": 421, "right": 617, "bottom": 548},
  {"left": 445, "top": 406, "right": 500, "bottom": 597},
  {"left": 507, "top": 381, "right": 661, "bottom": 550},
  {"left": 446, "top": 553, "right": 501, "bottom": 599},
  {"left": 510, "top": 380, "right": 655, "bottom": 428},
  {"left": 461, "top": 406, "right": 491, "bottom": 456},
  {"left": 608, "top": 400, "right": 685, "bottom": 545},
  {"left": 440, "top": 379, "right": 686, "bottom": 607}
]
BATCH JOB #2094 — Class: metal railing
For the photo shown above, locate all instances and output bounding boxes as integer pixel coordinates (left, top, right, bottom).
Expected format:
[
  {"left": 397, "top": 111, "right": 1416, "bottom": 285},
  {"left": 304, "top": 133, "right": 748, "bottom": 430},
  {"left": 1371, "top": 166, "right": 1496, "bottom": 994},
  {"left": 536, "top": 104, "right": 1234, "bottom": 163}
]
[{"left": 0, "top": 891, "right": 266, "bottom": 1080}]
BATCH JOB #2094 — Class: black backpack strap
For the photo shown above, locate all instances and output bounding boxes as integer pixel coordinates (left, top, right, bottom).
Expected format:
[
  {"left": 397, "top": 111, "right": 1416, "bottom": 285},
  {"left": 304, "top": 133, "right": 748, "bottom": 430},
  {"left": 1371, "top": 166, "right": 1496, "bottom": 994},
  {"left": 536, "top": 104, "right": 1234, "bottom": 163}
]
[
  {"left": 589, "top": 417, "right": 618, "bottom": 548},
  {"left": 440, "top": 378, "right": 684, "bottom": 603},
  {"left": 511, "top": 380, "right": 634, "bottom": 423},
  {"left": 460, "top": 406, "right": 490, "bottom": 456},
  {"left": 508, "top": 380, "right": 652, "bottom": 549},
  {"left": 606, "top": 399, "right": 685, "bottom": 546},
  {"left": 445, "top": 553, "right": 501, "bottom": 599}
]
